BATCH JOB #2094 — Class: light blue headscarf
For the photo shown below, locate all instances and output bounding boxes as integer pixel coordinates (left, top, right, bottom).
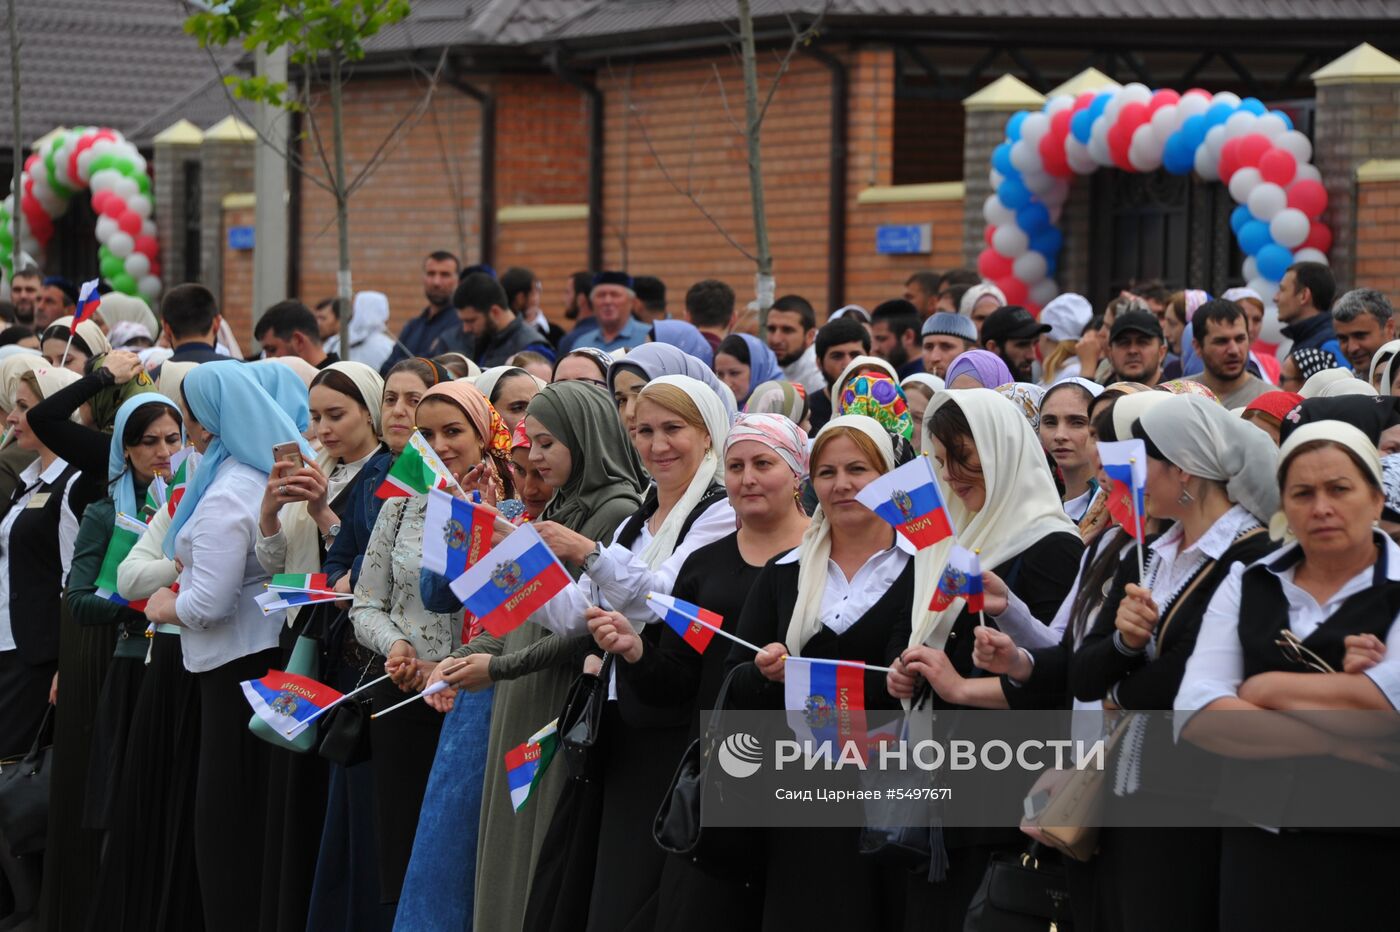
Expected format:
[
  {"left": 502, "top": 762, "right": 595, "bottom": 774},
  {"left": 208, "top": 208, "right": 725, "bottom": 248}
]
[
  {"left": 246, "top": 359, "right": 311, "bottom": 433},
  {"left": 730, "top": 333, "right": 784, "bottom": 402},
  {"left": 109, "top": 394, "right": 183, "bottom": 519},
  {"left": 651, "top": 320, "right": 714, "bottom": 367},
  {"left": 164, "top": 363, "right": 316, "bottom": 558},
  {"left": 608, "top": 342, "right": 738, "bottom": 420}
]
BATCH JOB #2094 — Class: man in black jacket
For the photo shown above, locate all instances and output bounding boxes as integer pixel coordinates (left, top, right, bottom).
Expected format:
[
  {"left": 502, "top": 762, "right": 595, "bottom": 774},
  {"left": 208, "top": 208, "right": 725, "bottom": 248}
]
[
  {"left": 455, "top": 273, "right": 555, "bottom": 368},
  {"left": 161, "top": 284, "right": 228, "bottom": 364}
]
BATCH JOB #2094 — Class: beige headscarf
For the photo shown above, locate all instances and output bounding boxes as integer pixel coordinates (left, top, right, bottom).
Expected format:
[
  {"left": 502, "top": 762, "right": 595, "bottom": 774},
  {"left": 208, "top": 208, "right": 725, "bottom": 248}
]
[
  {"left": 1110, "top": 390, "right": 1171, "bottom": 442},
  {"left": 319, "top": 360, "right": 385, "bottom": 438},
  {"left": 1272, "top": 420, "right": 1382, "bottom": 542},
  {"left": 257, "top": 355, "right": 318, "bottom": 388},
  {"left": 1299, "top": 367, "right": 1354, "bottom": 399},
  {"left": 1369, "top": 339, "right": 1400, "bottom": 386},
  {"left": 1314, "top": 377, "right": 1378, "bottom": 398},
  {"left": 46, "top": 315, "right": 111, "bottom": 358},
  {"left": 910, "top": 389, "right": 1076, "bottom": 649},
  {"left": 96, "top": 293, "right": 160, "bottom": 338},
  {"left": 0, "top": 353, "right": 45, "bottom": 412},
  {"left": 474, "top": 365, "right": 546, "bottom": 404},
  {"left": 156, "top": 361, "right": 198, "bottom": 405},
  {"left": 784, "top": 415, "right": 896, "bottom": 655}
]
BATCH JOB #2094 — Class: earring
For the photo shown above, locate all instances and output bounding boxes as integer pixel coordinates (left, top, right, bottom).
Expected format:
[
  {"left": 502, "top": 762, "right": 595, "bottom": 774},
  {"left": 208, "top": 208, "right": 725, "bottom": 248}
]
[{"left": 1177, "top": 485, "right": 1194, "bottom": 505}]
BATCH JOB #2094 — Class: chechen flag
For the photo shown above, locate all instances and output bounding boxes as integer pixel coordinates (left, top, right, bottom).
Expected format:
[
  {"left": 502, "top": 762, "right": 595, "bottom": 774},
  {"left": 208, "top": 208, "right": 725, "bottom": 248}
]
[
  {"left": 240, "top": 670, "right": 343, "bottom": 739},
  {"left": 854, "top": 455, "right": 953, "bottom": 549},
  {"left": 73, "top": 278, "right": 101, "bottom": 326},
  {"left": 93, "top": 512, "right": 149, "bottom": 609},
  {"left": 646, "top": 592, "right": 722, "bottom": 653},
  {"left": 929, "top": 545, "right": 984, "bottom": 613},
  {"left": 1097, "top": 439, "right": 1148, "bottom": 542},
  {"left": 784, "top": 658, "right": 868, "bottom": 753},
  {"left": 449, "top": 524, "right": 571, "bottom": 637},
  {"left": 504, "top": 719, "right": 559, "bottom": 812},
  {"left": 375, "top": 431, "right": 455, "bottom": 499},
  {"left": 162, "top": 449, "right": 200, "bottom": 518},
  {"left": 422, "top": 488, "right": 495, "bottom": 578}
]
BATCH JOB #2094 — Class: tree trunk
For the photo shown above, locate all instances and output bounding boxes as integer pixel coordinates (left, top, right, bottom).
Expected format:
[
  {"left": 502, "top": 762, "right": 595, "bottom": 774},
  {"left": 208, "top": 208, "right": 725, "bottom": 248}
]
[
  {"left": 7, "top": 0, "right": 21, "bottom": 287},
  {"left": 737, "top": 0, "right": 775, "bottom": 325},
  {"left": 330, "top": 50, "right": 353, "bottom": 360}
]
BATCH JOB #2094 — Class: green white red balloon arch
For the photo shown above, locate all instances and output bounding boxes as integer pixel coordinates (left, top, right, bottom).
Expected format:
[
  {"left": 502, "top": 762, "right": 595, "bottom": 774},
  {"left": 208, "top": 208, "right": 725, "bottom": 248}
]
[
  {"left": 0, "top": 126, "right": 162, "bottom": 302},
  {"left": 979, "top": 84, "right": 1330, "bottom": 323}
]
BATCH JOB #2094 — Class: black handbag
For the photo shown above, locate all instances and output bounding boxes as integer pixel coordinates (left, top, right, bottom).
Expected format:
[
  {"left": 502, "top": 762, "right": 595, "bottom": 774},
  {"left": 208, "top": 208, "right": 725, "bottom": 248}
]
[
  {"left": 0, "top": 705, "right": 54, "bottom": 855},
  {"left": 318, "top": 654, "right": 376, "bottom": 767},
  {"left": 559, "top": 654, "right": 613, "bottom": 781},
  {"left": 964, "top": 843, "right": 1075, "bottom": 932},
  {"left": 652, "top": 663, "right": 763, "bottom": 883}
]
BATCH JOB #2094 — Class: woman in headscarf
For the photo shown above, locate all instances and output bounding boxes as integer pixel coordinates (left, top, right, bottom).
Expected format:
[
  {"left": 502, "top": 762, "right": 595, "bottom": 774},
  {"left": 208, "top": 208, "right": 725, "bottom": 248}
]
[
  {"left": 901, "top": 373, "right": 944, "bottom": 453},
  {"left": 336, "top": 291, "right": 396, "bottom": 373},
  {"left": 651, "top": 319, "right": 715, "bottom": 367},
  {"left": 141, "top": 361, "right": 315, "bottom": 932},
  {"left": 944, "top": 349, "right": 1013, "bottom": 390},
  {"left": 433, "top": 352, "right": 481, "bottom": 380},
  {"left": 837, "top": 371, "right": 913, "bottom": 443},
  {"left": 94, "top": 292, "right": 161, "bottom": 342},
  {"left": 1038, "top": 379, "right": 1100, "bottom": 521},
  {"left": 745, "top": 378, "right": 809, "bottom": 431},
  {"left": 61, "top": 394, "right": 182, "bottom": 929},
  {"left": 889, "top": 388, "right": 1084, "bottom": 925},
  {"left": 607, "top": 342, "right": 738, "bottom": 428},
  {"left": 714, "top": 333, "right": 784, "bottom": 407},
  {"left": 0, "top": 352, "right": 45, "bottom": 509},
  {"left": 1242, "top": 390, "right": 1305, "bottom": 444},
  {"left": 830, "top": 354, "right": 899, "bottom": 406},
  {"left": 553, "top": 347, "right": 612, "bottom": 385},
  {"left": 1177, "top": 423, "right": 1400, "bottom": 932},
  {"left": 1369, "top": 338, "right": 1400, "bottom": 391},
  {"left": 350, "top": 379, "right": 513, "bottom": 911},
  {"left": 475, "top": 365, "right": 547, "bottom": 431},
  {"left": 41, "top": 316, "right": 112, "bottom": 374},
  {"left": 418, "top": 380, "right": 645, "bottom": 932},
  {"left": 959, "top": 282, "right": 1006, "bottom": 328},
  {"left": 1281, "top": 345, "right": 1342, "bottom": 394},
  {"left": 727, "top": 415, "right": 914, "bottom": 929},
  {"left": 1314, "top": 377, "right": 1378, "bottom": 398},
  {"left": 992, "top": 381, "right": 1046, "bottom": 430},
  {"left": 1069, "top": 393, "right": 1278, "bottom": 931},
  {"left": 257, "top": 354, "right": 319, "bottom": 389}
]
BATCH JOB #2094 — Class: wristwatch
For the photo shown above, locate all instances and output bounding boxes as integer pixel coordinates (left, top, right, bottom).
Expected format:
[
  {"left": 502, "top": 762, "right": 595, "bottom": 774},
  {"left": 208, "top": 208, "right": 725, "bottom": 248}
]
[
  {"left": 581, "top": 543, "right": 602, "bottom": 572},
  {"left": 324, "top": 522, "right": 342, "bottom": 540}
]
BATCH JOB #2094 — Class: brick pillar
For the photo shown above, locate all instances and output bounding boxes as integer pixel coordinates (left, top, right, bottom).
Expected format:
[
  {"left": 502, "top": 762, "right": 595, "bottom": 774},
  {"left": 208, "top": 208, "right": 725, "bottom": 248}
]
[
  {"left": 961, "top": 75, "right": 1045, "bottom": 266},
  {"left": 1312, "top": 43, "right": 1400, "bottom": 291},
  {"left": 199, "top": 116, "right": 256, "bottom": 311},
  {"left": 152, "top": 119, "right": 204, "bottom": 293}
]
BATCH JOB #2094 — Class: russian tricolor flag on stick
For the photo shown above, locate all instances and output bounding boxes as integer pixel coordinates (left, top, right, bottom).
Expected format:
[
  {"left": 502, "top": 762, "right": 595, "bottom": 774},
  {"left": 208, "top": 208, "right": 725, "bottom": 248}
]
[
  {"left": 645, "top": 593, "right": 725, "bottom": 653},
  {"left": 1097, "top": 438, "right": 1149, "bottom": 578},
  {"left": 72, "top": 278, "right": 101, "bottom": 326},
  {"left": 240, "top": 670, "right": 344, "bottom": 739},
  {"left": 423, "top": 488, "right": 496, "bottom": 578},
  {"left": 930, "top": 545, "right": 984, "bottom": 614},
  {"left": 855, "top": 455, "right": 954, "bottom": 550},
  {"left": 449, "top": 524, "right": 571, "bottom": 637},
  {"left": 505, "top": 719, "right": 559, "bottom": 812},
  {"left": 784, "top": 657, "right": 869, "bottom": 754}
]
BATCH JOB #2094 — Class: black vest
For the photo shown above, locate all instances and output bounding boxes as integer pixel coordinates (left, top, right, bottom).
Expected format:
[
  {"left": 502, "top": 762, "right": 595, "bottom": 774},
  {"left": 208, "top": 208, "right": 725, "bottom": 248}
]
[{"left": 9, "top": 462, "right": 81, "bottom": 665}]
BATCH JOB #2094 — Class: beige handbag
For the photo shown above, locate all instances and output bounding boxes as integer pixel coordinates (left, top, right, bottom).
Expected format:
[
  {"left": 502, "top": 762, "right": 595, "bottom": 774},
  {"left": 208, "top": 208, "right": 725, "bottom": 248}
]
[{"left": 1020, "top": 716, "right": 1126, "bottom": 861}]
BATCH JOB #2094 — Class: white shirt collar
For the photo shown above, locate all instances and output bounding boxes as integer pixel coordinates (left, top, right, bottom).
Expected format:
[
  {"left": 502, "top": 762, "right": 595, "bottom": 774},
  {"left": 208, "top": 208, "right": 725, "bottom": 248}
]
[
  {"left": 1150, "top": 504, "right": 1258, "bottom": 563},
  {"left": 775, "top": 529, "right": 916, "bottom": 565},
  {"left": 1257, "top": 529, "right": 1400, "bottom": 583},
  {"left": 20, "top": 456, "right": 70, "bottom": 486}
]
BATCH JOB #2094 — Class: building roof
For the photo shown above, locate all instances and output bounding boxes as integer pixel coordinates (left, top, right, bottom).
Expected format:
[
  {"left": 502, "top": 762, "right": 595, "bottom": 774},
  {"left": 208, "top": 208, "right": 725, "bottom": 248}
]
[{"left": 0, "top": 0, "right": 240, "bottom": 151}]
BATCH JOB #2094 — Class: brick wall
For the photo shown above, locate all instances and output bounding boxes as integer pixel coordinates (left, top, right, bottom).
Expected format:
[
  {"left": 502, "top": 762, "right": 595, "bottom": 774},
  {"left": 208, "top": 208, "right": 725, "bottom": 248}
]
[
  {"left": 494, "top": 75, "right": 590, "bottom": 207},
  {"left": 1314, "top": 81, "right": 1400, "bottom": 290},
  {"left": 1354, "top": 178, "right": 1400, "bottom": 299},
  {"left": 495, "top": 214, "right": 590, "bottom": 319},
  {"left": 220, "top": 203, "right": 256, "bottom": 348},
  {"left": 297, "top": 75, "right": 482, "bottom": 337},
  {"left": 201, "top": 140, "right": 254, "bottom": 312}
]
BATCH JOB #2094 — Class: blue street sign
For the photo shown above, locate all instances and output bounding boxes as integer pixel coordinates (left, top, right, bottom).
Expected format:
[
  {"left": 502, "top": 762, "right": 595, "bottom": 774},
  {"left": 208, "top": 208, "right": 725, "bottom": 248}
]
[
  {"left": 876, "top": 223, "right": 932, "bottom": 255},
  {"left": 228, "top": 226, "right": 255, "bottom": 251}
]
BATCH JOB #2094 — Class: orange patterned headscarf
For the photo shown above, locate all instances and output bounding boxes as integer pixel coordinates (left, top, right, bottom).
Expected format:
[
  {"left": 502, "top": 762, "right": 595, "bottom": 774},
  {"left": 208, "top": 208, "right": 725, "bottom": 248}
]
[{"left": 420, "top": 380, "right": 514, "bottom": 496}]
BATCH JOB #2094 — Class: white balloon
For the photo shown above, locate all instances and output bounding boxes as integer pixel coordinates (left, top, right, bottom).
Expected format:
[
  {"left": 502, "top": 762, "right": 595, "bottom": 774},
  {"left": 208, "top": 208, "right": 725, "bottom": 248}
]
[
  {"left": 1206, "top": 124, "right": 1228, "bottom": 160},
  {"left": 89, "top": 169, "right": 121, "bottom": 193},
  {"left": 1010, "top": 139, "right": 1041, "bottom": 174},
  {"left": 1293, "top": 247, "right": 1329, "bottom": 266},
  {"left": 95, "top": 216, "right": 119, "bottom": 241},
  {"left": 1030, "top": 278, "right": 1060, "bottom": 308},
  {"left": 113, "top": 177, "right": 139, "bottom": 202},
  {"left": 126, "top": 193, "right": 152, "bottom": 218},
  {"left": 1013, "top": 250, "right": 1048, "bottom": 284},
  {"left": 1023, "top": 171, "right": 1056, "bottom": 195},
  {"left": 1065, "top": 136, "right": 1097, "bottom": 174},
  {"left": 1224, "top": 111, "right": 1255, "bottom": 139},
  {"left": 1255, "top": 114, "right": 1288, "bottom": 139},
  {"left": 1228, "top": 166, "right": 1262, "bottom": 203},
  {"left": 989, "top": 168, "right": 1005, "bottom": 189},
  {"left": 1257, "top": 298, "right": 1285, "bottom": 342},
  {"left": 129, "top": 152, "right": 148, "bottom": 174},
  {"left": 1269, "top": 208, "right": 1310, "bottom": 249},
  {"left": 1175, "top": 93, "right": 1209, "bottom": 122},
  {"left": 1195, "top": 144, "right": 1221, "bottom": 181},
  {"left": 1129, "top": 124, "right": 1162, "bottom": 171},
  {"left": 992, "top": 223, "right": 1030, "bottom": 258},
  {"left": 1088, "top": 115, "right": 1113, "bottom": 165},
  {"left": 140, "top": 219, "right": 156, "bottom": 239},
  {"left": 1021, "top": 112, "right": 1051, "bottom": 147},
  {"left": 1045, "top": 95, "right": 1074, "bottom": 115},
  {"left": 1249, "top": 275, "right": 1280, "bottom": 299},
  {"left": 1243, "top": 256, "right": 1259, "bottom": 282},
  {"left": 138, "top": 275, "right": 162, "bottom": 301},
  {"left": 983, "top": 195, "right": 1014, "bottom": 227},
  {"left": 89, "top": 139, "right": 115, "bottom": 159},
  {"left": 1247, "top": 182, "right": 1287, "bottom": 221},
  {"left": 1120, "top": 83, "right": 1152, "bottom": 106},
  {"left": 1149, "top": 103, "right": 1178, "bottom": 143},
  {"left": 1274, "top": 130, "right": 1313, "bottom": 165},
  {"left": 123, "top": 252, "right": 151, "bottom": 279},
  {"left": 76, "top": 149, "right": 97, "bottom": 179},
  {"left": 1212, "top": 91, "right": 1242, "bottom": 108},
  {"left": 107, "top": 232, "right": 135, "bottom": 258},
  {"left": 1293, "top": 163, "right": 1322, "bottom": 185}
]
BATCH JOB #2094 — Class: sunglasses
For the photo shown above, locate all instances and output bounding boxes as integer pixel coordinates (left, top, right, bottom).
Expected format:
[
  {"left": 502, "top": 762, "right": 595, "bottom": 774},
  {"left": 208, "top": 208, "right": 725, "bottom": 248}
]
[{"left": 1275, "top": 629, "right": 1335, "bottom": 674}]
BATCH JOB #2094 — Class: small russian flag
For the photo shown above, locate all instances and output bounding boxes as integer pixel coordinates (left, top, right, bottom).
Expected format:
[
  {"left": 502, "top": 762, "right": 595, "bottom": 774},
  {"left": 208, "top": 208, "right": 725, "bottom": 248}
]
[
  {"left": 646, "top": 593, "right": 723, "bottom": 653},
  {"left": 240, "top": 670, "right": 344, "bottom": 739},
  {"left": 73, "top": 278, "right": 101, "bottom": 326},
  {"left": 929, "top": 545, "right": 984, "bottom": 613},
  {"left": 1097, "top": 439, "right": 1148, "bottom": 542},
  {"left": 855, "top": 455, "right": 954, "bottom": 550},
  {"left": 449, "top": 524, "right": 571, "bottom": 637},
  {"left": 422, "top": 488, "right": 496, "bottom": 579},
  {"left": 784, "top": 658, "right": 868, "bottom": 753}
]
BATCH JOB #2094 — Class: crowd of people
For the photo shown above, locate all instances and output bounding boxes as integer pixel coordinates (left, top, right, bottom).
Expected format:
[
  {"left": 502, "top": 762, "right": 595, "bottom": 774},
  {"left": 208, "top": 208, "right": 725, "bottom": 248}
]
[{"left": 0, "top": 250, "right": 1396, "bottom": 932}]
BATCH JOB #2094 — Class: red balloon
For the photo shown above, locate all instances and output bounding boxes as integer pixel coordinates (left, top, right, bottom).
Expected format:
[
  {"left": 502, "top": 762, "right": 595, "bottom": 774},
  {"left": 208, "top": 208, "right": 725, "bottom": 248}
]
[
  {"left": 68, "top": 134, "right": 97, "bottom": 185},
  {"left": 90, "top": 189, "right": 110, "bottom": 214},
  {"left": 1287, "top": 179, "right": 1328, "bottom": 218},
  {"left": 995, "top": 275, "right": 1029, "bottom": 306},
  {"left": 1257, "top": 148, "right": 1296, "bottom": 186},
  {"left": 1118, "top": 102, "right": 1150, "bottom": 132},
  {"left": 978, "top": 247, "right": 1013, "bottom": 281},
  {"left": 101, "top": 196, "right": 125, "bottom": 219},
  {"left": 1184, "top": 88, "right": 1212, "bottom": 100},
  {"left": 1039, "top": 131, "right": 1071, "bottom": 178},
  {"left": 117, "top": 210, "right": 142, "bottom": 236},
  {"left": 983, "top": 225, "right": 996, "bottom": 247},
  {"left": 1073, "top": 92, "right": 1097, "bottom": 112},
  {"left": 1108, "top": 127, "right": 1134, "bottom": 172},
  {"left": 1050, "top": 109, "right": 1074, "bottom": 136},
  {"left": 1303, "top": 222, "right": 1333, "bottom": 254},
  {"left": 1236, "top": 134, "right": 1272, "bottom": 168},
  {"left": 135, "top": 234, "right": 159, "bottom": 258},
  {"left": 1148, "top": 89, "right": 1180, "bottom": 113},
  {"left": 1218, "top": 138, "right": 1241, "bottom": 182}
]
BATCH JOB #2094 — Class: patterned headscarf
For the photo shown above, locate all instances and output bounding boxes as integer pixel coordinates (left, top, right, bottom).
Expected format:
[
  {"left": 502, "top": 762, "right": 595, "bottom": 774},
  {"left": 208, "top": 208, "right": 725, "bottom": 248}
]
[
  {"left": 1290, "top": 346, "right": 1340, "bottom": 384},
  {"left": 511, "top": 418, "right": 531, "bottom": 450},
  {"left": 1159, "top": 378, "right": 1220, "bottom": 402},
  {"left": 993, "top": 382, "right": 1047, "bottom": 431},
  {"left": 420, "top": 380, "right": 514, "bottom": 493},
  {"left": 838, "top": 373, "right": 913, "bottom": 441},
  {"left": 725, "top": 412, "right": 809, "bottom": 478},
  {"left": 744, "top": 379, "right": 807, "bottom": 426}
]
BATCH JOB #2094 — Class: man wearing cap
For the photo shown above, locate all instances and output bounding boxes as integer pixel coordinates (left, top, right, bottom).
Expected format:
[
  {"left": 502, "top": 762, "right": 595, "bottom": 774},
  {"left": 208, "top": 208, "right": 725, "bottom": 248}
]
[
  {"left": 921, "top": 312, "right": 976, "bottom": 379},
  {"left": 1038, "top": 293, "right": 1093, "bottom": 385},
  {"left": 1105, "top": 309, "right": 1167, "bottom": 387},
  {"left": 570, "top": 271, "right": 650, "bottom": 353},
  {"left": 979, "top": 305, "right": 1047, "bottom": 383},
  {"left": 871, "top": 299, "right": 924, "bottom": 378}
]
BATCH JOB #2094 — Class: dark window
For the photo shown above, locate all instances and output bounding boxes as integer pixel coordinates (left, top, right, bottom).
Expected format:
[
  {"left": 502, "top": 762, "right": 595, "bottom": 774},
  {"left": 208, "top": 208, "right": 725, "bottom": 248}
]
[{"left": 183, "top": 160, "right": 201, "bottom": 283}]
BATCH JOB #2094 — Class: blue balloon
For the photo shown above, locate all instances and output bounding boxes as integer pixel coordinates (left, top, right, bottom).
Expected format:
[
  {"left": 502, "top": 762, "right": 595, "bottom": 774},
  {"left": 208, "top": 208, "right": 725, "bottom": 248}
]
[
  {"left": 1007, "top": 111, "right": 1028, "bottom": 141},
  {"left": 1088, "top": 93, "right": 1111, "bottom": 120},
  {"left": 1045, "top": 254, "right": 1059, "bottom": 277},
  {"left": 1240, "top": 97, "right": 1267, "bottom": 116},
  {"left": 1257, "top": 243, "right": 1294, "bottom": 282},
  {"left": 1230, "top": 205, "right": 1253, "bottom": 235},
  {"left": 998, "top": 177, "right": 1031, "bottom": 211},
  {"left": 1030, "top": 227, "right": 1063, "bottom": 257},
  {"left": 1238, "top": 220, "right": 1272, "bottom": 256},
  {"left": 1070, "top": 109, "right": 1095, "bottom": 144},
  {"left": 1162, "top": 134, "right": 1194, "bottom": 174},
  {"left": 992, "top": 143, "right": 1016, "bottom": 178},
  {"left": 1205, "top": 102, "right": 1235, "bottom": 127},
  {"left": 1017, "top": 202, "right": 1051, "bottom": 235},
  {"left": 1271, "top": 109, "right": 1294, "bottom": 131},
  {"left": 1181, "top": 114, "right": 1208, "bottom": 148}
]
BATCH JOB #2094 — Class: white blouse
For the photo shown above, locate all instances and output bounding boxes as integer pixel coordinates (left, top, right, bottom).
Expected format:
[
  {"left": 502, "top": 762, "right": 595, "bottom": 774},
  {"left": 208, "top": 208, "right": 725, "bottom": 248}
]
[
  {"left": 0, "top": 457, "right": 80, "bottom": 652},
  {"left": 775, "top": 533, "right": 915, "bottom": 635}
]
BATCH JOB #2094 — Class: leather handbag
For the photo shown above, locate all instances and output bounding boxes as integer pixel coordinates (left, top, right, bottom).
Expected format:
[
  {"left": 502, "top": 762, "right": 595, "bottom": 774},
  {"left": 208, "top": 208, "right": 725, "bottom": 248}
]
[
  {"left": 0, "top": 705, "right": 54, "bottom": 855},
  {"left": 964, "top": 844, "right": 1074, "bottom": 932},
  {"left": 1020, "top": 717, "right": 1127, "bottom": 862},
  {"left": 318, "top": 654, "right": 376, "bottom": 766},
  {"left": 559, "top": 654, "right": 614, "bottom": 781},
  {"left": 653, "top": 663, "right": 763, "bottom": 883}
]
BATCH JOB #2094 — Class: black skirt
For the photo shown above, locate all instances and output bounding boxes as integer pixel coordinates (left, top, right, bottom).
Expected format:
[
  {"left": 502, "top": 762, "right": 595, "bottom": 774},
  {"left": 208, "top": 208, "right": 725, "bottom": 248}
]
[
  {"left": 367, "top": 674, "right": 442, "bottom": 903},
  {"left": 0, "top": 648, "right": 52, "bottom": 758},
  {"left": 82, "top": 650, "right": 146, "bottom": 830}
]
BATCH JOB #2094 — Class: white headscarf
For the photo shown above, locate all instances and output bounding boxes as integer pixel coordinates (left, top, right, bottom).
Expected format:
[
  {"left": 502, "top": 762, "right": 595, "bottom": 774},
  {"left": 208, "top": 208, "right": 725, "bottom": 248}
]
[
  {"left": 475, "top": 365, "right": 547, "bottom": 403},
  {"left": 350, "top": 291, "right": 390, "bottom": 345},
  {"left": 901, "top": 373, "right": 945, "bottom": 396},
  {"left": 47, "top": 315, "right": 111, "bottom": 357},
  {"left": 1299, "top": 367, "right": 1352, "bottom": 399},
  {"left": 1137, "top": 394, "right": 1280, "bottom": 522},
  {"left": 96, "top": 292, "right": 160, "bottom": 338},
  {"left": 1111, "top": 390, "right": 1171, "bottom": 442},
  {"left": 636, "top": 374, "right": 730, "bottom": 569},
  {"left": 784, "top": 415, "right": 895, "bottom": 655},
  {"left": 0, "top": 353, "right": 43, "bottom": 412},
  {"left": 1315, "top": 378, "right": 1378, "bottom": 398},
  {"left": 1370, "top": 338, "right": 1400, "bottom": 386},
  {"left": 959, "top": 283, "right": 1006, "bottom": 318},
  {"left": 910, "top": 389, "right": 1076, "bottom": 649},
  {"left": 1279, "top": 420, "right": 1382, "bottom": 488}
]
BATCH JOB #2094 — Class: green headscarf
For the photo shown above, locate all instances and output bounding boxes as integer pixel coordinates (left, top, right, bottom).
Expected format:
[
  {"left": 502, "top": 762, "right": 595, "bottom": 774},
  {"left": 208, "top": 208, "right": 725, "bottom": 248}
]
[
  {"left": 527, "top": 381, "right": 646, "bottom": 549},
  {"left": 87, "top": 352, "right": 156, "bottom": 433}
]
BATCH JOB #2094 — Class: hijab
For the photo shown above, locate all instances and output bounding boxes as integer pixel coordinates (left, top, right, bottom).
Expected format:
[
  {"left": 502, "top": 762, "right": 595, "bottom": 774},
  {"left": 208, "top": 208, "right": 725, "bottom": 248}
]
[
  {"left": 745, "top": 379, "right": 807, "bottom": 425},
  {"left": 420, "top": 380, "right": 514, "bottom": 483},
  {"left": 87, "top": 353, "right": 157, "bottom": 432},
  {"left": 247, "top": 359, "right": 311, "bottom": 433},
  {"left": 30, "top": 366, "right": 81, "bottom": 403},
  {"left": 0, "top": 353, "right": 45, "bottom": 411},
  {"left": 725, "top": 412, "right": 809, "bottom": 478},
  {"left": 910, "top": 389, "right": 1077, "bottom": 649},
  {"left": 1109, "top": 390, "right": 1171, "bottom": 443},
  {"left": 1279, "top": 395, "right": 1400, "bottom": 446},
  {"left": 838, "top": 373, "right": 913, "bottom": 441},
  {"left": 155, "top": 361, "right": 198, "bottom": 406},
  {"left": 475, "top": 366, "right": 546, "bottom": 404},
  {"left": 1299, "top": 366, "right": 1354, "bottom": 399},
  {"left": 0, "top": 345, "right": 40, "bottom": 363},
  {"left": 165, "top": 362, "right": 315, "bottom": 557},
  {"left": 635, "top": 375, "right": 730, "bottom": 569},
  {"left": 651, "top": 320, "right": 714, "bottom": 366},
  {"left": 945, "top": 349, "right": 1012, "bottom": 389},
  {"left": 527, "top": 380, "right": 646, "bottom": 540},
  {"left": 607, "top": 342, "right": 738, "bottom": 419},
  {"left": 109, "top": 394, "right": 182, "bottom": 518},
  {"left": 1159, "top": 378, "right": 1219, "bottom": 401},
  {"left": 993, "top": 382, "right": 1046, "bottom": 431},
  {"left": 784, "top": 415, "right": 896, "bottom": 654},
  {"left": 1370, "top": 339, "right": 1400, "bottom": 386},
  {"left": 1244, "top": 390, "right": 1304, "bottom": 424},
  {"left": 96, "top": 292, "right": 159, "bottom": 338},
  {"left": 1315, "top": 378, "right": 1378, "bottom": 398},
  {"left": 831, "top": 355, "right": 899, "bottom": 402},
  {"left": 1137, "top": 394, "right": 1279, "bottom": 522},
  {"left": 349, "top": 291, "right": 391, "bottom": 346},
  {"left": 1280, "top": 420, "right": 1383, "bottom": 489},
  {"left": 45, "top": 315, "right": 112, "bottom": 358},
  {"left": 257, "top": 355, "right": 318, "bottom": 388},
  {"left": 901, "top": 373, "right": 945, "bottom": 396},
  {"left": 1291, "top": 347, "right": 1340, "bottom": 385},
  {"left": 721, "top": 334, "right": 783, "bottom": 403},
  {"left": 321, "top": 360, "right": 385, "bottom": 437},
  {"left": 959, "top": 283, "right": 1006, "bottom": 318},
  {"left": 560, "top": 347, "right": 612, "bottom": 381}
]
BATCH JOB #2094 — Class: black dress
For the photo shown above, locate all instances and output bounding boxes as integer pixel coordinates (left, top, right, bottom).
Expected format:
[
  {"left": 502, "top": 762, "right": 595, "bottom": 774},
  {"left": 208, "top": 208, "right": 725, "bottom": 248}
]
[{"left": 726, "top": 554, "right": 914, "bottom": 931}]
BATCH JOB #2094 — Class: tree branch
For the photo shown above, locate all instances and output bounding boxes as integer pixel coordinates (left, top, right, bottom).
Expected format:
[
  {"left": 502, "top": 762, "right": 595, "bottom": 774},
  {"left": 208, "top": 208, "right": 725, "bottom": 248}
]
[
  {"left": 755, "top": 2, "right": 828, "bottom": 130},
  {"left": 710, "top": 62, "right": 746, "bottom": 138},
  {"left": 344, "top": 47, "right": 447, "bottom": 197}
]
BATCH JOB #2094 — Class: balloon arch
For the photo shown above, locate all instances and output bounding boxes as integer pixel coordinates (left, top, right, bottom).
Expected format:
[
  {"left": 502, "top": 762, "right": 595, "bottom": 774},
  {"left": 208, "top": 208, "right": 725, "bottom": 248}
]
[
  {"left": 978, "top": 84, "right": 1331, "bottom": 322},
  {"left": 0, "top": 127, "right": 163, "bottom": 302}
]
